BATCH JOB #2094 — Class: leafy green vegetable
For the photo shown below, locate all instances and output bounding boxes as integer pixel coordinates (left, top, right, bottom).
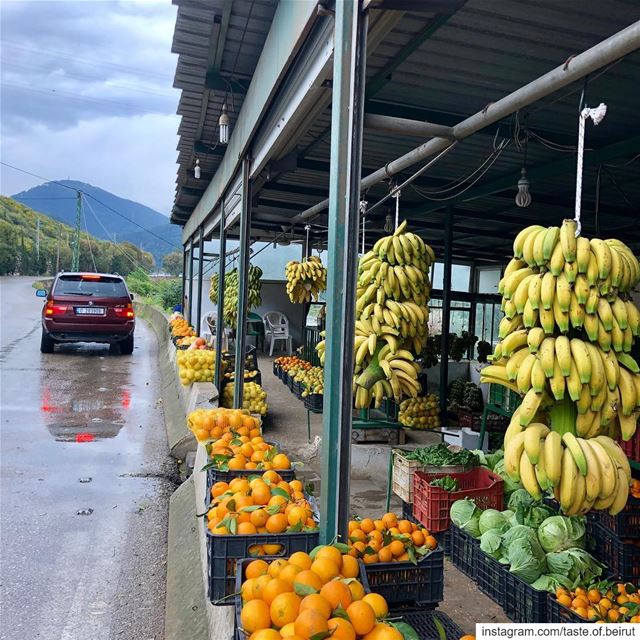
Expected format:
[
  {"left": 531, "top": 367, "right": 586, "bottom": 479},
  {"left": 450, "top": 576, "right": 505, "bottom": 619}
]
[
  {"left": 537, "top": 516, "right": 586, "bottom": 553},
  {"left": 531, "top": 574, "right": 573, "bottom": 593},
  {"left": 492, "top": 459, "right": 523, "bottom": 498},
  {"left": 545, "top": 548, "right": 604, "bottom": 588},
  {"left": 479, "top": 509, "right": 509, "bottom": 535},
  {"left": 429, "top": 476, "right": 459, "bottom": 491},
  {"left": 480, "top": 529, "right": 503, "bottom": 560},
  {"left": 450, "top": 498, "right": 482, "bottom": 538},
  {"left": 404, "top": 443, "right": 479, "bottom": 467},
  {"left": 507, "top": 489, "right": 535, "bottom": 512},
  {"left": 522, "top": 504, "right": 556, "bottom": 529},
  {"left": 504, "top": 528, "right": 547, "bottom": 584},
  {"left": 507, "top": 489, "right": 554, "bottom": 528}
]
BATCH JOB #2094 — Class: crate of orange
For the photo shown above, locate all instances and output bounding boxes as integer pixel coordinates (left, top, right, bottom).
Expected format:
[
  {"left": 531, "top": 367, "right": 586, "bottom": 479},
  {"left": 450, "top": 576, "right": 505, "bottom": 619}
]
[
  {"left": 187, "top": 407, "right": 262, "bottom": 444},
  {"left": 206, "top": 471, "right": 319, "bottom": 604},
  {"left": 347, "top": 513, "right": 444, "bottom": 607},
  {"left": 233, "top": 546, "right": 422, "bottom": 640},
  {"left": 412, "top": 467, "right": 503, "bottom": 533},
  {"left": 548, "top": 582, "right": 640, "bottom": 623},
  {"left": 203, "top": 433, "right": 296, "bottom": 486}
]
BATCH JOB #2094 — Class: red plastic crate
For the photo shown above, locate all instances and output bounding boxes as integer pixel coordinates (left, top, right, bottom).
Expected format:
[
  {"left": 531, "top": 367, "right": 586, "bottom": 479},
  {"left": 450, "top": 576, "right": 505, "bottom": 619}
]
[
  {"left": 619, "top": 426, "right": 640, "bottom": 462},
  {"left": 412, "top": 467, "right": 503, "bottom": 533}
]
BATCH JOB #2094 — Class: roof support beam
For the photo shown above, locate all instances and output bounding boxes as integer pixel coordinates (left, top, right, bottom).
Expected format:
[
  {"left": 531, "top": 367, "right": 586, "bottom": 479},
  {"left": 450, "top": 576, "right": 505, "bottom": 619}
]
[
  {"left": 363, "top": 113, "right": 455, "bottom": 139},
  {"left": 293, "top": 20, "right": 640, "bottom": 223}
]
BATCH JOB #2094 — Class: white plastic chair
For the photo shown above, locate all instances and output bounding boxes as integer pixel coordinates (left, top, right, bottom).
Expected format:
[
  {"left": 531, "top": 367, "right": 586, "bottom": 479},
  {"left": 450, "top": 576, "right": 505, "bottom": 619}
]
[
  {"left": 263, "top": 311, "right": 291, "bottom": 356},
  {"left": 200, "top": 311, "right": 216, "bottom": 344}
]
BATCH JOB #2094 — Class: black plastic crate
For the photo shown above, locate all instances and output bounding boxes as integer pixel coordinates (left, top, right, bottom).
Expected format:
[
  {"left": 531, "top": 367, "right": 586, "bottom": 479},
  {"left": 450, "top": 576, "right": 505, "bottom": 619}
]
[
  {"left": 547, "top": 596, "right": 591, "bottom": 624},
  {"left": 402, "top": 500, "right": 416, "bottom": 523},
  {"left": 436, "top": 530, "right": 450, "bottom": 557},
  {"left": 503, "top": 569, "right": 548, "bottom": 623},
  {"left": 475, "top": 549, "right": 505, "bottom": 607},
  {"left": 303, "top": 393, "right": 323, "bottom": 413},
  {"left": 389, "top": 609, "right": 464, "bottom": 640},
  {"left": 360, "top": 547, "right": 444, "bottom": 607},
  {"left": 292, "top": 379, "right": 302, "bottom": 399},
  {"left": 206, "top": 525, "right": 319, "bottom": 604},
  {"left": 449, "top": 524, "right": 478, "bottom": 580},
  {"left": 588, "top": 521, "right": 640, "bottom": 582},
  {"left": 272, "top": 362, "right": 279, "bottom": 377},
  {"left": 589, "top": 496, "right": 640, "bottom": 539}
]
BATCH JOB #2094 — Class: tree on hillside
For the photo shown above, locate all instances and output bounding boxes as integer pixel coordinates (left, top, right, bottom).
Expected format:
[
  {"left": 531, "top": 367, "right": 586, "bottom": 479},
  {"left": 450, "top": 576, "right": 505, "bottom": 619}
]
[{"left": 162, "top": 250, "right": 183, "bottom": 275}]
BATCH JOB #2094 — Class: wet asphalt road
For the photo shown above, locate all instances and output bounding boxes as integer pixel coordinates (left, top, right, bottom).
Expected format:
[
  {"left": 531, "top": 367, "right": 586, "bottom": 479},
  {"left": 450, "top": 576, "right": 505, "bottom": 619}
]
[{"left": 0, "top": 277, "right": 176, "bottom": 640}]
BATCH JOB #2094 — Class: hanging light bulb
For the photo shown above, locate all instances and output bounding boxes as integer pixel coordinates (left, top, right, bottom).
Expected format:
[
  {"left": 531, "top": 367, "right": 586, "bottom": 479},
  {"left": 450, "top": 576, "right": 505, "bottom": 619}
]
[
  {"left": 194, "top": 159, "right": 201, "bottom": 179},
  {"left": 515, "top": 167, "right": 532, "bottom": 208},
  {"left": 218, "top": 103, "right": 230, "bottom": 144},
  {"left": 384, "top": 213, "right": 394, "bottom": 233}
]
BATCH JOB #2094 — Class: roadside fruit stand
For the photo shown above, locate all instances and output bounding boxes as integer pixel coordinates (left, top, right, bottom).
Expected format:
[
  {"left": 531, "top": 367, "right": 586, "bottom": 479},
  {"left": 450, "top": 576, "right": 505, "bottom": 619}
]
[{"left": 166, "top": 1, "right": 640, "bottom": 637}]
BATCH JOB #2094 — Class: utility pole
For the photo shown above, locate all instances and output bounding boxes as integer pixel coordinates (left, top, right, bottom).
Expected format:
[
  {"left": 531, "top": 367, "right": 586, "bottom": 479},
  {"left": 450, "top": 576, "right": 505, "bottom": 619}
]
[
  {"left": 35, "top": 217, "right": 40, "bottom": 271},
  {"left": 71, "top": 191, "right": 82, "bottom": 271}
]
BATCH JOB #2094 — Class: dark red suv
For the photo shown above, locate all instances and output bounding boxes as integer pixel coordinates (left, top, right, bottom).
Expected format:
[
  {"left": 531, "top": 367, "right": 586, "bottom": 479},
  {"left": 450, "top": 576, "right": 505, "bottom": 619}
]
[{"left": 38, "top": 272, "right": 135, "bottom": 354}]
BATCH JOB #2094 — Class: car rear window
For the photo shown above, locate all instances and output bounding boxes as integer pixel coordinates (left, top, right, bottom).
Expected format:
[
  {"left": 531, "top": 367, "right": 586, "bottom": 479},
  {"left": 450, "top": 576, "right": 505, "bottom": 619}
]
[{"left": 54, "top": 275, "right": 128, "bottom": 297}]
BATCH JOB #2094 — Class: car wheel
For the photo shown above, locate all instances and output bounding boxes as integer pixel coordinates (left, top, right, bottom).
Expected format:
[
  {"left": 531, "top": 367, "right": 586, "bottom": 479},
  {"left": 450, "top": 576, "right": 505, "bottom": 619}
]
[
  {"left": 120, "top": 335, "right": 134, "bottom": 355},
  {"left": 40, "top": 331, "right": 55, "bottom": 353}
]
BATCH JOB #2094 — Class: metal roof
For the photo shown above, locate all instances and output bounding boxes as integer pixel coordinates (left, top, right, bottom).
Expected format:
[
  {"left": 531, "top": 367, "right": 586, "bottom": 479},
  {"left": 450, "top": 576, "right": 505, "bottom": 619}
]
[{"left": 171, "top": 0, "right": 640, "bottom": 263}]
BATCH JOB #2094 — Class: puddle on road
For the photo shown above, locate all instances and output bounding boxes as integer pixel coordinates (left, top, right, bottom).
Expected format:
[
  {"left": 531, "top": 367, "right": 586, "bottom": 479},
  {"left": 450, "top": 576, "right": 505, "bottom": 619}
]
[{"left": 46, "top": 421, "right": 124, "bottom": 441}]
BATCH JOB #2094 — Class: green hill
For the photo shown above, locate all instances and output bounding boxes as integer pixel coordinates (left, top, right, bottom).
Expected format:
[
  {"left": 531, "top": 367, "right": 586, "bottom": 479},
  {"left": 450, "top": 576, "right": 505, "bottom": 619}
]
[{"left": 0, "top": 196, "right": 154, "bottom": 276}]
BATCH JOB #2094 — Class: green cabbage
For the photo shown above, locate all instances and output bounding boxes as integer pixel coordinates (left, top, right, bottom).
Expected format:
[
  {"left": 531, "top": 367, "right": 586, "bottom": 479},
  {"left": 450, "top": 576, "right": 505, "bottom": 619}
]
[
  {"left": 480, "top": 529, "right": 503, "bottom": 560},
  {"left": 537, "top": 516, "right": 586, "bottom": 553},
  {"left": 531, "top": 574, "right": 573, "bottom": 593},
  {"left": 523, "top": 504, "right": 555, "bottom": 529},
  {"left": 501, "top": 524, "right": 537, "bottom": 548},
  {"left": 545, "top": 548, "right": 603, "bottom": 588},
  {"left": 450, "top": 498, "right": 482, "bottom": 538},
  {"left": 501, "top": 525, "right": 548, "bottom": 584},
  {"left": 508, "top": 489, "right": 535, "bottom": 512},
  {"left": 479, "top": 509, "right": 509, "bottom": 535}
]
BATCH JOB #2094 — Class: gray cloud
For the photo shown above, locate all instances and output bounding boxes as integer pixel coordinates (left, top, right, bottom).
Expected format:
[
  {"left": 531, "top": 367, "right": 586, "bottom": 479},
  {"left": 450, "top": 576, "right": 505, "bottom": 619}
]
[{"left": 1, "top": 0, "right": 181, "bottom": 214}]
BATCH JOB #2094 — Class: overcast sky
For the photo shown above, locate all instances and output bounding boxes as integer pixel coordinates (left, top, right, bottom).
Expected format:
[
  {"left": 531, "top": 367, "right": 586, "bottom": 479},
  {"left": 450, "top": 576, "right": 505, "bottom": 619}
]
[{"left": 1, "top": 0, "right": 180, "bottom": 215}]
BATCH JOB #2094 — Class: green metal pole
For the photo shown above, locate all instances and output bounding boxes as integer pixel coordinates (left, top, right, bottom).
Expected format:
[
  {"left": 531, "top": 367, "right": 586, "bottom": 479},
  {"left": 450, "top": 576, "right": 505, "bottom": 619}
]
[
  {"left": 71, "top": 191, "right": 82, "bottom": 271},
  {"left": 439, "top": 205, "right": 453, "bottom": 421},
  {"left": 234, "top": 158, "right": 252, "bottom": 409},
  {"left": 320, "top": 0, "right": 367, "bottom": 545},
  {"left": 214, "top": 203, "right": 226, "bottom": 391}
]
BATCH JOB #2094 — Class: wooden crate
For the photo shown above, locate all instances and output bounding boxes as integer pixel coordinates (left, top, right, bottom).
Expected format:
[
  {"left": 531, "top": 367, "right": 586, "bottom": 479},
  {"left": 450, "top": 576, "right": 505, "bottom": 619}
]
[{"left": 391, "top": 447, "right": 425, "bottom": 503}]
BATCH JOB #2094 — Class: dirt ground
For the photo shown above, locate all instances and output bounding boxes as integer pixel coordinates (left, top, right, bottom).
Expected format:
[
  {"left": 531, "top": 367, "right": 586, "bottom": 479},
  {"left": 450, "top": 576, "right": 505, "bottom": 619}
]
[{"left": 257, "top": 354, "right": 509, "bottom": 634}]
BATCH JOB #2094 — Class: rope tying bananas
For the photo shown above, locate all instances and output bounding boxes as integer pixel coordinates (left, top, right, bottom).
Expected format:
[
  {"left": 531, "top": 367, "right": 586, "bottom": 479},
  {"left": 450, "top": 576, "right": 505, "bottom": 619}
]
[
  {"left": 317, "top": 220, "right": 435, "bottom": 409},
  {"left": 209, "top": 265, "right": 263, "bottom": 328},
  {"left": 482, "top": 220, "right": 639, "bottom": 516},
  {"left": 285, "top": 255, "right": 327, "bottom": 304}
]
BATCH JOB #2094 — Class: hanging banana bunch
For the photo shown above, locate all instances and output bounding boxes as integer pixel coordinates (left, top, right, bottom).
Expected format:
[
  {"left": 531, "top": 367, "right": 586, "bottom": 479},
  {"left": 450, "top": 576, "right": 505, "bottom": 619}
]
[
  {"left": 213, "top": 265, "right": 263, "bottom": 328},
  {"left": 209, "top": 272, "right": 219, "bottom": 304},
  {"left": 482, "top": 219, "right": 639, "bottom": 515},
  {"left": 285, "top": 256, "right": 327, "bottom": 304},
  {"left": 316, "top": 220, "right": 435, "bottom": 409}
]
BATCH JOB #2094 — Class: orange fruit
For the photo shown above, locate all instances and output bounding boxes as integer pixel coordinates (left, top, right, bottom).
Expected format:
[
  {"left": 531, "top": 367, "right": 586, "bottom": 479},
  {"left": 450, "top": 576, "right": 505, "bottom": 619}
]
[
  {"left": 299, "top": 593, "right": 332, "bottom": 619},
  {"left": 293, "top": 570, "right": 323, "bottom": 594},
  {"left": 238, "top": 522, "right": 258, "bottom": 535},
  {"left": 360, "top": 518, "right": 375, "bottom": 534},
  {"left": 228, "top": 456, "right": 246, "bottom": 470},
  {"left": 608, "top": 609, "right": 621, "bottom": 622},
  {"left": 279, "top": 564, "right": 302, "bottom": 586},
  {"left": 424, "top": 535, "right": 438, "bottom": 550},
  {"left": 266, "top": 514, "right": 289, "bottom": 534},
  {"left": 346, "top": 600, "right": 376, "bottom": 635},
  {"left": 268, "top": 559, "right": 289, "bottom": 578},
  {"left": 262, "top": 578, "right": 291, "bottom": 605},
  {"left": 328, "top": 617, "right": 356, "bottom": 640},
  {"left": 289, "top": 480, "right": 303, "bottom": 493},
  {"left": 211, "top": 481, "right": 229, "bottom": 497},
  {"left": 363, "top": 593, "right": 388, "bottom": 619},
  {"left": 263, "top": 544, "right": 283, "bottom": 555},
  {"left": 287, "top": 506, "right": 308, "bottom": 527},
  {"left": 348, "top": 580, "right": 365, "bottom": 601},
  {"left": 348, "top": 520, "right": 360, "bottom": 533},
  {"left": 288, "top": 552, "right": 312, "bottom": 571},
  {"left": 229, "top": 477, "right": 249, "bottom": 493},
  {"left": 263, "top": 470, "right": 282, "bottom": 484},
  {"left": 389, "top": 540, "right": 405, "bottom": 557},
  {"left": 246, "top": 559, "right": 269, "bottom": 579},
  {"left": 557, "top": 594, "right": 572, "bottom": 608},
  {"left": 251, "top": 482, "right": 272, "bottom": 506},
  {"left": 572, "top": 596, "right": 589, "bottom": 610},
  {"left": 363, "top": 552, "right": 379, "bottom": 564},
  {"left": 250, "top": 509, "right": 269, "bottom": 528},
  {"left": 381, "top": 513, "right": 397, "bottom": 529},
  {"left": 350, "top": 529, "right": 367, "bottom": 543},
  {"left": 252, "top": 575, "right": 272, "bottom": 600},
  {"left": 588, "top": 589, "right": 602, "bottom": 604},
  {"left": 242, "top": 578, "right": 256, "bottom": 602},
  {"left": 294, "top": 609, "right": 329, "bottom": 639},
  {"left": 320, "top": 580, "right": 353, "bottom": 610},
  {"left": 279, "top": 622, "right": 296, "bottom": 637},
  {"left": 397, "top": 520, "right": 413, "bottom": 534},
  {"left": 311, "top": 558, "right": 340, "bottom": 584},
  {"left": 270, "top": 591, "right": 301, "bottom": 628},
  {"left": 374, "top": 519, "right": 386, "bottom": 532},
  {"left": 240, "top": 599, "right": 271, "bottom": 633},
  {"left": 363, "top": 623, "right": 403, "bottom": 640},
  {"left": 340, "top": 554, "right": 359, "bottom": 578},
  {"left": 269, "top": 495, "right": 289, "bottom": 510},
  {"left": 272, "top": 453, "right": 291, "bottom": 469},
  {"left": 315, "top": 546, "right": 343, "bottom": 570},
  {"left": 248, "top": 630, "right": 282, "bottom": 640},
  {"left": 411, "top": 530, "right": 425, "bottom": 547}
]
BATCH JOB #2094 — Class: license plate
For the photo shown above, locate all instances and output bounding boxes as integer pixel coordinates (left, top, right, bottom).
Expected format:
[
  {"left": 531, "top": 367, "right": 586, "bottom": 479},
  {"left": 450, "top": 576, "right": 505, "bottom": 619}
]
[{"left": 75, "top": 306, "right": 105, "bottom": 315}]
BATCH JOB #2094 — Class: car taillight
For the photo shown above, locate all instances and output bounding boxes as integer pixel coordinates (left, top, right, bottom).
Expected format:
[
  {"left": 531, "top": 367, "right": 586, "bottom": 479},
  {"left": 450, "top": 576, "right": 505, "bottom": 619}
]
[
  {"left": 114, "top": 304, "right": 135, "bottom": 318},
  {"left": 45, "top": 300, "right": 68, "bottom": 316}
]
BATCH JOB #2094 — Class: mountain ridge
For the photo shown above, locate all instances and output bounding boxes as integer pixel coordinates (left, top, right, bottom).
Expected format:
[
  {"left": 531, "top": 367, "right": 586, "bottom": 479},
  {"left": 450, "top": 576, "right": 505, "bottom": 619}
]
[{"left": 11, "top": 180, "right": 181, "bottom": 265}]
